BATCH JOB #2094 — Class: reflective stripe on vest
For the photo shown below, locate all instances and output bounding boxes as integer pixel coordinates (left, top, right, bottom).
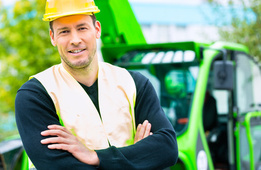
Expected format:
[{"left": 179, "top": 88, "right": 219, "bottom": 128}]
[{"left": 33, "top": 62, "right": 136, "bottom": 149}]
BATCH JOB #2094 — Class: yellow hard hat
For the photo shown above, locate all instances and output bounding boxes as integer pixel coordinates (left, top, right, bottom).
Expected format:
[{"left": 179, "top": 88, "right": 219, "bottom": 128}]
[{"left": 43, "top": 0, "right": 100, "bottom": 21}]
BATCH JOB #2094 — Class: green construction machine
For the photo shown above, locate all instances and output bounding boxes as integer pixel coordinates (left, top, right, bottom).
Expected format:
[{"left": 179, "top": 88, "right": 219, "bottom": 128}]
[
  {"left": 99, "top": 39, "right": 261, "bottom": 170},
  {"left": 95, "top": 1, "right": 261, "bottom": 169},
  {"left": 1, "top": 0, "right": 261, "bottom": 169}
]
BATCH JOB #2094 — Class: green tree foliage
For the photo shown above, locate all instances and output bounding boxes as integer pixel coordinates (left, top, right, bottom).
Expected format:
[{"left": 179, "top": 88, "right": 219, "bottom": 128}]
[
  {"left": 208, "top": 0, "right": 261, "bottom": 60},
  {"left": 0, "top": 0, "right": 60, "bottom": 114},
  {"left": 0, "top": 0, "right": 60, "bottom": 141}
]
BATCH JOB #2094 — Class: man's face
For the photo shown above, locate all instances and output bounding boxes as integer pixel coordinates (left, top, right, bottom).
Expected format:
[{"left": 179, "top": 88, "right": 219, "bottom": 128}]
[{"left": 50, "top": 15, "right": 101, "bottom": 70}]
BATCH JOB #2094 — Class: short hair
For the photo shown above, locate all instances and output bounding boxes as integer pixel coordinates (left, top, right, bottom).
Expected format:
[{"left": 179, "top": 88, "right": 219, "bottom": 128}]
[{"left": 49, "top": 14, "right": 97, "bottom": 34}]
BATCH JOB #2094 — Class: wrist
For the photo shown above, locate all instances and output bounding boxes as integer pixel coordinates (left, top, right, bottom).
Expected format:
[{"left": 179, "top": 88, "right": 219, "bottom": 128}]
[
  {"left": 92, "top": 150, "right": 100, "bottom": 166},
  {"left": 85, "top": 150, "right": 100, "bottom": 166}
]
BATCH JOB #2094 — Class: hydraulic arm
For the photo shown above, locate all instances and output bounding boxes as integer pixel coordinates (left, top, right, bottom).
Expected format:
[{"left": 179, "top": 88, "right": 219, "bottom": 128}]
[{"left": 95, "top": 0, "right": 146, "bottom": 45}]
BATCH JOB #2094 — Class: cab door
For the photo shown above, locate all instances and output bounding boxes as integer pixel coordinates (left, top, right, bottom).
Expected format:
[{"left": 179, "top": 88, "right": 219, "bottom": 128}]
[{"left": 234, "top": 52, "right": 261, "bottom": 170}]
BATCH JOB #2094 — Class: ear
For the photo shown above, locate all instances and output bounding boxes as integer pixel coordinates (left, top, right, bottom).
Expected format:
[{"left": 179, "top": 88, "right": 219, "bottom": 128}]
[
  {"left": 49, "top": 29, "right": 56, "bottom": 46},
  {"left": 95, "top": 21, "right": 101, "bottom": 39}
]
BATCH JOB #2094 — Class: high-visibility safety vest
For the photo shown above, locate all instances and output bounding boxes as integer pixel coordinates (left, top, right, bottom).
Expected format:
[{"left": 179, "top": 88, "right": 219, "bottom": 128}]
[
  {"left": 26, "top": 62, "right": 137, "bottom": 169},
  {"left": 34, "top": 62, "right": 137, "bottom": 149}
]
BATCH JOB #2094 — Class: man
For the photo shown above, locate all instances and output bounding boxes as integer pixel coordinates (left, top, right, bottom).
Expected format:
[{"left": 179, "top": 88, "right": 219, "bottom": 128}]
[{"left": 15, "top": 0, "right": 178, "bottom": 169}]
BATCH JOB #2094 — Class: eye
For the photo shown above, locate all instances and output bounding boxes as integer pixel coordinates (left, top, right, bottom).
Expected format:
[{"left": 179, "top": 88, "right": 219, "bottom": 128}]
[
  {"left": 79, "top": 27, "right": 87, "bottom": 31},
  {"left": 59, "top": 30, "right": 69, "bottom": 34}
]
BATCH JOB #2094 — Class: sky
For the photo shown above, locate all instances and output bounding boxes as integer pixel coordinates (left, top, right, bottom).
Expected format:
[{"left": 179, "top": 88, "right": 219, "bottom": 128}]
[
  {"left": 129, "top": 0, "right": 203, "bottom": 5},
  {"left": 2, "top": 0, "right": 16, "bottom": 6},
  {"left": 2, "top": 0, "right": 247, "bottom": 8},
  {"left": 2, "top": 0, "right": 204, "bottom": 7}
]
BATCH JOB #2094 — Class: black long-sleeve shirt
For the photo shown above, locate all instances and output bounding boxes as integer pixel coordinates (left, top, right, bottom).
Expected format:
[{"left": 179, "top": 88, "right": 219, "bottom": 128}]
[{"left": 15, "top": 70, "right": 178, "bottom": 170}]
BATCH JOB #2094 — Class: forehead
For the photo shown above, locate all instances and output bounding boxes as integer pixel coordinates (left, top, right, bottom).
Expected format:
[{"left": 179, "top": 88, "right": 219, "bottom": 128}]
[{"left": 53, "top": 14, "right": 92, "bottom": 27}]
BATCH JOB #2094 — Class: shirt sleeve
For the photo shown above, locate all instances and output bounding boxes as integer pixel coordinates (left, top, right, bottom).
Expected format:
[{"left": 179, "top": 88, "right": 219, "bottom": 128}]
[
  {"left": 15, "top": 78, "right": 97, "bottom": 170},
  {"left": 16, "top": 72, "right": 178, "bottom": 170},
  {"left": 95, "top": 71, "right": 178, "bottom": 170}
]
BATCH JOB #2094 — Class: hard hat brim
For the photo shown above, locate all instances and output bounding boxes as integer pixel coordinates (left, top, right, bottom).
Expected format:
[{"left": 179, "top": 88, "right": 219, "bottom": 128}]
[{"left": 43, "top": 9, "right": 100, "bottom": 22}]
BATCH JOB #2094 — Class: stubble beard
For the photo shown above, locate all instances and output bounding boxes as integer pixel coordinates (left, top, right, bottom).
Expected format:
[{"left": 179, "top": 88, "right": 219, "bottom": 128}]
[{"left": 61, "top": 46, "right": 97, "bottom": 71}]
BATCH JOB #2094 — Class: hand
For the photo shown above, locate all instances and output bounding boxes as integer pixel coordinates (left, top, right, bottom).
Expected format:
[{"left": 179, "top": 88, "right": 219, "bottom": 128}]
[
  {"left": 134, "top": 120, "right": 153, "bottom": 144},
  {"left": 41, "top": 125, "right": 99, "bottom": 166}
]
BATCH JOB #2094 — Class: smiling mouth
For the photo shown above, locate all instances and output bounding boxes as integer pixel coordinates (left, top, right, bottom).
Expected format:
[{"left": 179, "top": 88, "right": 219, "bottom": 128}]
[{"left": 68, "top": 49, "right": 86, "bottom": 54}]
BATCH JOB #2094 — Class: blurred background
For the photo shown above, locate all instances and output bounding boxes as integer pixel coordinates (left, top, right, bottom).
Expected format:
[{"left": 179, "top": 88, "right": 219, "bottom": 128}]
[{"left": 0, "top": 0, "right": 260, "bottom": 142}]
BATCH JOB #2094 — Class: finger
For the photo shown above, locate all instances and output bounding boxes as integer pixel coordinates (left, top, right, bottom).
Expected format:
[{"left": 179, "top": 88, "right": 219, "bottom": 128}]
[
  {"left": 47, "top": 125, "right": 70, "bottom": 133},
  {"left": 134, "top": 123, "right": 141, "bottom": 143},
  {"left": 41, "top": 129, "right": 68, "bottom": 137},
  {"left": 137, "top": 120, "right": 148, "bottom": 140},
  {"left": 41, "top": 136, "right": 67, "bottom": 145},
  {"left": 47, "top": 143, "right": 70, "bottom": 150},
  {"left": 41, "top": 125, "right": 64, "bottom": 136},
  {"left": 143, "top": 122, "right": 151, "bottom": 138}
]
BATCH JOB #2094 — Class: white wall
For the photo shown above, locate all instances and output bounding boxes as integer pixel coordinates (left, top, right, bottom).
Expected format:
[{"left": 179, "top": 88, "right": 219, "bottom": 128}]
[
  {"left": 142, "top": 24, "right": 220, "bottom": 44},
  {"left": 129, "top": 0, "right": 205, "bottom": 5},
  {"left": 129, "top": 0, "right": 221, "bottom": 43}
]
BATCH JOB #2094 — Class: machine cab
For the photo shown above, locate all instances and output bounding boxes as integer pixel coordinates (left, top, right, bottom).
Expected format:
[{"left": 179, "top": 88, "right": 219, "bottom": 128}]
[{"left": 103, "top": 41, "right": 261, "bottom": 170}]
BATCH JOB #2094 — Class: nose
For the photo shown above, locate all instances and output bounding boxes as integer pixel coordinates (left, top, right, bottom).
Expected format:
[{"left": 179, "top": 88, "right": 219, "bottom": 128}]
[{"left": 70, "top": 30, "right": 81, "bottom": 46}]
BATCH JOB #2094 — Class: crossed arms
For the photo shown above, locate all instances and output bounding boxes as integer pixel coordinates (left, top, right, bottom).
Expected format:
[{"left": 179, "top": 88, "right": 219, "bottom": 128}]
[
  {"left": 16, "top": 73, "right": 178, "bottom": 169},
  {"left": 40, "top": 120, "right": 152, "bottom": 166}
]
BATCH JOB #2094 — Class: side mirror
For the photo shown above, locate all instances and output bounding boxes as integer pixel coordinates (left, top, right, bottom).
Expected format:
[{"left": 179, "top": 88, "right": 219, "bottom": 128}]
[{"left": 214, "top": 60, "right": 234, "bottom": 90}]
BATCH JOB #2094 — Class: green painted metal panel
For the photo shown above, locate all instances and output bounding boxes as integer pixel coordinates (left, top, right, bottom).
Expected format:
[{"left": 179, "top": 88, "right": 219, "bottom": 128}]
[
  {"left": 244, "top": 112, "right": 261, "bottom": 170},
  {"left": 235, "top": 121, "right": 242, "bottom": 170},
  {"left": 95, "top": 0, "right": 146, "bottom": 45}
]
